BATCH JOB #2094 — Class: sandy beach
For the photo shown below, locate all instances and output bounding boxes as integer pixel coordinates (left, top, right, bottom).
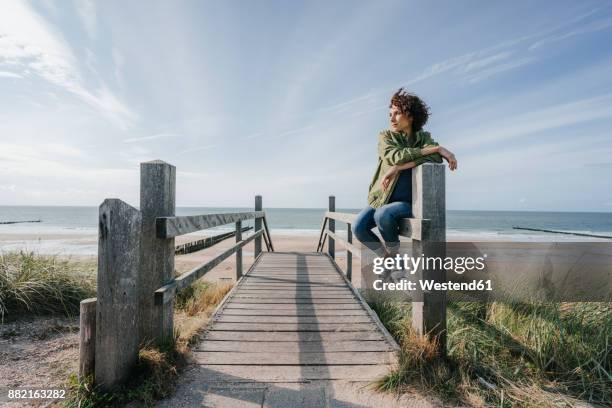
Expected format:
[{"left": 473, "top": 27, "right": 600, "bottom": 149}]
[{"left": 0, "top": 231, "right": 360, "bottom": 282}]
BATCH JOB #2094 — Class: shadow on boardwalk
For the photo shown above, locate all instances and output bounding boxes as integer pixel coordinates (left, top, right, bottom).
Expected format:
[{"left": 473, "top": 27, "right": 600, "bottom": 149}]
[{"left": 155, "top": 252, "right": 440, "bottom": 407}]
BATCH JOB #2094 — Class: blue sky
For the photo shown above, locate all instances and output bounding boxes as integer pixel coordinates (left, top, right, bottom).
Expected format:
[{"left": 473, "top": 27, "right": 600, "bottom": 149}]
[{"left": 1, "top": 0, "right": 611, "bottom": 211}]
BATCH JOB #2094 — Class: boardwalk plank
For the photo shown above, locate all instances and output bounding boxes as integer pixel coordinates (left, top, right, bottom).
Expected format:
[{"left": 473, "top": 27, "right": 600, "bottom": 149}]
[
  {"left": 210, "top": 322, "right": 377, "bottom": 332},
  {"left": 216, "top": 315, "right": 372, "bottom": 323},
  {"left": 232, "top": 293, "right": 355, "bottom": 299},
  {"left": 224, "top": 299, "right": 357, "bottom": 304},
  {"left": 202, "top": 331, "right": 386, "bottom": 342},
  {"left": 221, "top": 309, "right": 368, "bottom": 316},
  {"left": 225, "top": 303, "right": 364, "bottom": 310},
  {"left": 194, "top": 351, "right": 395, "bottom": 365},
  {"left": 193, "top": 365, "right": 391, "bottom": 381},
  {"left": 195, "top": 340, "right": 392, "bottom": 352}
]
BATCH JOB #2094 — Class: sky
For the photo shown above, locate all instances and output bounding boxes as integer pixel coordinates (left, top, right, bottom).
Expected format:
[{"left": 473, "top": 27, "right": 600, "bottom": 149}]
[{"left": 0, "top": 0, "right": 611, "bottom": 211}]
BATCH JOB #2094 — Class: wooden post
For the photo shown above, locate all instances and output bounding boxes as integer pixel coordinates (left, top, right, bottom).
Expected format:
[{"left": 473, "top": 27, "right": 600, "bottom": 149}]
[
  {"left": 96, "top": 199, "right": 141, "bottom": 390},
  {"left": 411, "top": 163, "right": 446, "bottom": 354},
  {"left": 254, "top": 195, "right": 262, "bottom": 258},
  {"left": 235, "top": 220, "right": 242, "bottom": 280},
  {"left": 328, "top": 196, "right": 335, "bottom": 259},
  {"left": 139, "top": 160, "right": 176, "bottom": 345},
  {"left": 346, "top": 224, "right": 352, "bottom": 281},
  {"left": 79, "top": 298, "right": 96, "bottom": 381}
]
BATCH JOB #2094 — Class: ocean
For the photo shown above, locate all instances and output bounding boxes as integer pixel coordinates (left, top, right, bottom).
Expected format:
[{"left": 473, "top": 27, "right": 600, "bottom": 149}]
[{"left": 1, "top": 206, "right": 611, "bottom": 255}]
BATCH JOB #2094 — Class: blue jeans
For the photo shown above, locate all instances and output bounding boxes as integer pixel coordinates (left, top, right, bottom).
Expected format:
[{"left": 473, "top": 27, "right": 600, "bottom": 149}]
[{"left": 353, "top": 201, "right": 412, "bottom": 256}]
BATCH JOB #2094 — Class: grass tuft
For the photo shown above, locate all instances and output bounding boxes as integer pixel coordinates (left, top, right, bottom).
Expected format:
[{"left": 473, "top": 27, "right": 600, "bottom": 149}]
[
  {"left": 369, "top": 298, "right": 611, "bottom": 407},
  {"left": 0, "top": 251, "right": 95, "bottom": 320}
]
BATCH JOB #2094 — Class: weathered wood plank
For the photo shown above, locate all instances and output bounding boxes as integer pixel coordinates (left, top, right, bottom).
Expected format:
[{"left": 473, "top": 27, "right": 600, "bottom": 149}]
[
  {"left": 232, "top": 293, "right": 355, "bottom": 299},
  {"left": 347, "top": 223, "right": 353, "bottom": 281},
  {"left": 238, "top": 285, "right": 350, "bottom": 290},
  {"left": 262, "top": 215, "right": 274, "bottom": 251},
  {"left": 156, "top": 211, "right": 264, "bottom": 238},
  {"left": 315, "top": 216, "right": 328, "bottom": 252},
  {"left": 324, "top": 229, "right": 361, "bottom": 258},
  {"left": 242, "top": 280, "right": 345, "bottom": 285},
  {"left": 194, "top": 351, "right": 395, "bottom": 365},
  {"left": 241, "top": 281, "right": 346, "bottom": 286},
  {"left": 210, "top": 322, "right": 377, "bottom": 331},
  {"left": 246, "top": 272, "right": 341, "bottom": 276},
  {"left": 193, "top": 365, "right": 391, "bottom": 381},
  {"left": 78, "top": 297, "right": 96, "bottom": 381},
  {"left": 328, "top": 196, "right": 335, "bottom": 259},
  {"left": 195, "top": 340, "right": 392, "bottom": 352},
  {"left": 96, "top": 199, "right": 141, "bottom": 390},
  {"left": 202, "top": 331, "right": 385, "bottom": 342},
  {"left": 411, "top": 163, "right": 447, "bottom": 353},
  {"left": 235, "top": 220, "right": 242, "bottom": 279},
  {"left": 223, "top": 299, "right": 357, "bottom": 304},
  {"left": 221, "top": 309, "right": 368, "bottom": 316},
  {"left": 237, "top": 289, "right": 353, "bottom": 295},
  {"left": 139, "top": 160, "right": 175, "bottom": 345},
  {"left": 224, "top": 303, "right": 364, "bottom": 310},
  {"left": 325, "top": 211, "right": 356, "bottom": 225},
  {"left": 216, "top": 315, "right": 372, "bottom": 324},
  {"left": 254, "top": 196, "right": 262, "bottom": 257}
]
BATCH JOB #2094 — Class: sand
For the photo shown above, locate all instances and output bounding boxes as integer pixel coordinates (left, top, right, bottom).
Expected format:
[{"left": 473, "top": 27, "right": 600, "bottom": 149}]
[{"left": 0, "top": 231, "right": 358, "bottom": 284}]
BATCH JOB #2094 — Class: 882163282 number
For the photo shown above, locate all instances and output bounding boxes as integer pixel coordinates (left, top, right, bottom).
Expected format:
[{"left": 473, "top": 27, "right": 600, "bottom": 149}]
[{"left": 7, "top": 388, "right": 66, "bottom": 400}]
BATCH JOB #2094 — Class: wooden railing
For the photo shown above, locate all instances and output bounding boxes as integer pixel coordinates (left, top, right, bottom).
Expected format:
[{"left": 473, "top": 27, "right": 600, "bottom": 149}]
[
  {"left": 317, "top": 163, "right": 447, "bottom": 353},
  {"left": 78, "top": 160, "right": 273, "bottom": 390}
]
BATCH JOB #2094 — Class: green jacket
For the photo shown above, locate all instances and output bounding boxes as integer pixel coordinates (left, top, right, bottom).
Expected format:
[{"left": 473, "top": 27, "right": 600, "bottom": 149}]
[{"left": 367, "top": 129, "right": 443, "bottom": 208}]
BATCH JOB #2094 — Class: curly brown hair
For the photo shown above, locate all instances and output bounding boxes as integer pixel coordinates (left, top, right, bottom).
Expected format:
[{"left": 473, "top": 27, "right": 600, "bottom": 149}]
[{"left": 389, "top": 88, "right": 431, "bottom": 131}]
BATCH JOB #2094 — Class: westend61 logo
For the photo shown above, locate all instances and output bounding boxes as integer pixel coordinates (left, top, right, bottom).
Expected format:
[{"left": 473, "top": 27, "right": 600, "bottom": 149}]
[{"left": 371, "top": 253, "right": 491, "bottom": 292}]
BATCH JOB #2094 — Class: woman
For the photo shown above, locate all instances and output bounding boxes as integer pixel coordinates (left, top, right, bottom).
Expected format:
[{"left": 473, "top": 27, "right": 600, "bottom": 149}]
[{"left": 353, "top": 88, "right": 457, "bottom": 258}]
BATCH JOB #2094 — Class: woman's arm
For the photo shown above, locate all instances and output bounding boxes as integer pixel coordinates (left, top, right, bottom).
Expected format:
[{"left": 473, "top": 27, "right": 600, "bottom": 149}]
[
  {"left": 378, "top": 133, "right": 439, "bottom": 165},
  {"left": 381, "top": 146, "right": 458, "bottom": 191}
]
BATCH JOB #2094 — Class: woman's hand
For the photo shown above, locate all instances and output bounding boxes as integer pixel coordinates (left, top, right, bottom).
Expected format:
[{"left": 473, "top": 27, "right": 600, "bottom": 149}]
[
  {"left": 381, "top": 166, "right": 399, "bottom": 191},
  {"left": 439, "top": 147, "right": 458, "bottom": 171}
]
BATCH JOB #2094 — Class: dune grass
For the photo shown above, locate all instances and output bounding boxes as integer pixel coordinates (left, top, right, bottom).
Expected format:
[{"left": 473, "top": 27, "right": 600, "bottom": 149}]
[
  {"left": 369, "top": 298, "right": 611, "bottom": 407},
  {"left": 0, "top": 251, "right": 96, "bottom": 321}
]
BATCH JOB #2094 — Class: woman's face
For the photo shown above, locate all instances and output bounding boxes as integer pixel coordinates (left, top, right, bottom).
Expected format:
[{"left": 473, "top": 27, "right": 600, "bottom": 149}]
[{"left": 389, "top": 104, "right": 412, "bottom": 133}]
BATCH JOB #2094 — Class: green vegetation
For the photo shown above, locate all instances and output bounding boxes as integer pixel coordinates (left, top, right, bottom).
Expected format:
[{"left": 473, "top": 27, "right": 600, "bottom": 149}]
[
  {"left": 369, "top": 298, "right": 611, "bottom": 407},
  {"left": 0, "top": 251, "right": 95, "bottom": 320}
]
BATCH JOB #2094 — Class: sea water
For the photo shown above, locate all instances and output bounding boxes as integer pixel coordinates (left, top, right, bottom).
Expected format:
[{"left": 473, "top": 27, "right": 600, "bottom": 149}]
[{"left": 1, "top": 206, "right": 611, "bottom": 255}]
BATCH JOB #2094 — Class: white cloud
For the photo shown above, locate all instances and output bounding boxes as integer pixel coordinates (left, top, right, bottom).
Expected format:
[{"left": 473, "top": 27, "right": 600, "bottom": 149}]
[
  {"left": 0, "top": 1, "right": 134, "bottom": 128},
  {"left": 73, "top": 0, "right": 97, "bottom": 38},
  {"left": 403, "top": 11, "right": 612, "bottom": 88},
  {"left": 452, "top": 93, "right": 612, "bottom": 149},
  {"left": 177, "top": 144, "right": 217, "bottom": 155},
  {"left": 529, "top": 16, "right": 612, "bottom": 50},
  {"left": 123, "top": 133, "right": 180, "bottom": 143},
  {"left": 0, "top": 71, "right": 21, "bottom": 78},
  {"left": 465, "top": 57, "right": 536, "bottom": 83}
]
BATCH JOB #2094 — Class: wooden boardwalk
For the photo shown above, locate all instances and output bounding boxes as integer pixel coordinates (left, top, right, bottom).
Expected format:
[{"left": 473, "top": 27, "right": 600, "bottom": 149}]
[{"left": 194, "top": 251, "right": 399, "bottom": 382}]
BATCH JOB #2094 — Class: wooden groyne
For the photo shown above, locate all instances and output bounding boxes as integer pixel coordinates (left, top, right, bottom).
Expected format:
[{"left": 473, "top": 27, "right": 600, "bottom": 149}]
[
  {"left": 0, "top": 219, "right": 41, "bottom": 225},
  {"left": 174, "top": 226, "right": 253, "bottom": 254},
  {"left": 513, "top": 226, "right": 612, "bottom": 239}
]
